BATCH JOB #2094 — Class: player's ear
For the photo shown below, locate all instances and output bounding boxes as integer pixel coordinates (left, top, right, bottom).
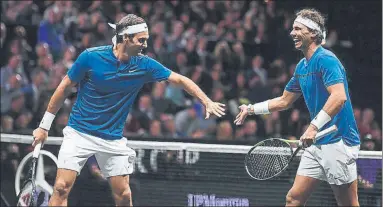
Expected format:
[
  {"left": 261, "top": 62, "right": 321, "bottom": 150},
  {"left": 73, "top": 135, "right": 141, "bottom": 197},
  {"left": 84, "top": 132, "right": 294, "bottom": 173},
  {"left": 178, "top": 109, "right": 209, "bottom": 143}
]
[
  {"left": 124, "top": 34, "right": 135, "bottom": 43},
  {"left": 123, "top": 34, "right": 129, "bottom": 43},
  {"left": 310, "top": 31, "right": 317, "bottom": 38}
]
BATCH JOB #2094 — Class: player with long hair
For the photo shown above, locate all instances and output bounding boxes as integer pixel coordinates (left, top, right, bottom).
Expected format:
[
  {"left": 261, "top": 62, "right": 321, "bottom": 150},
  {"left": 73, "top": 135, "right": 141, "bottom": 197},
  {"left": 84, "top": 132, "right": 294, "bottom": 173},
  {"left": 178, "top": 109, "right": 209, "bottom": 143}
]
[{"left": 235, "top": 8, "right": 360, "bottom": 206}]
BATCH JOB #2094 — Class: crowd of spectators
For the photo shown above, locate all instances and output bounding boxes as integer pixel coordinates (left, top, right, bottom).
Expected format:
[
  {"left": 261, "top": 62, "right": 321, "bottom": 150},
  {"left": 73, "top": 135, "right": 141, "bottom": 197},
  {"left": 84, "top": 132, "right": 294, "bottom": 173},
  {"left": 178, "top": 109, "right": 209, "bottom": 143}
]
[{"left": 1, "top": 1, "right": 381, "bottom": 151}]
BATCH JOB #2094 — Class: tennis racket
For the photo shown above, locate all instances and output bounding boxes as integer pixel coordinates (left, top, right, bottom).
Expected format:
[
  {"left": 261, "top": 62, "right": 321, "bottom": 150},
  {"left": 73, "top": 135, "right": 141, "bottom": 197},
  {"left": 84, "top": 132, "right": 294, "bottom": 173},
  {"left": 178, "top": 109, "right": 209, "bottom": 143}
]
[
  {"left": 245, "top": 125, "right": 338, "bottom": 180},
  {"left": 16, "top": 143, "right": 42, "bottom": 207}
]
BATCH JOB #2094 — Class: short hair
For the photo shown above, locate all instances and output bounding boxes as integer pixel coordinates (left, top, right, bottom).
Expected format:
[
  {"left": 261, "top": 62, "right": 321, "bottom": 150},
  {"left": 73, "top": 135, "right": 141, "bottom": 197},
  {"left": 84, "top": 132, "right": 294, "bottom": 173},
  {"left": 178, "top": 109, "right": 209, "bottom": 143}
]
[
  {"left": 115, "top": 14, "right": 146, "bottom": 42},
  {"left": 295, "top": 8, "right": 326, "bottom": 45}
]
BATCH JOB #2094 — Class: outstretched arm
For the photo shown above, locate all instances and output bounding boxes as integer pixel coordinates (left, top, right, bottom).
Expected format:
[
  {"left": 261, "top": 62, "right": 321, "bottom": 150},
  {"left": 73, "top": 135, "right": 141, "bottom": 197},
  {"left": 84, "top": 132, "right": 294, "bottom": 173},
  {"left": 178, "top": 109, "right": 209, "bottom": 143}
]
[
  {"left": 268, "top": 90, "right": 302, "bottom": 112},
  {"left": 167, "top": 72, "right": 225, "bottom": 119},
  {"left": 234, "top": 90, "right": 300, "bottom": 125}
]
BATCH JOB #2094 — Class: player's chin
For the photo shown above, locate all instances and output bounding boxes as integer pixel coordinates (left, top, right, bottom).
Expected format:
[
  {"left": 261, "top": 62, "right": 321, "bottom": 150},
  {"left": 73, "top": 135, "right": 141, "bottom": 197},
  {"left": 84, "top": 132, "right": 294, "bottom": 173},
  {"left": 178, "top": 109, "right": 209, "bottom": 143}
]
[{"left": 294, "top": 42, "right": 303, "bottom": 49}]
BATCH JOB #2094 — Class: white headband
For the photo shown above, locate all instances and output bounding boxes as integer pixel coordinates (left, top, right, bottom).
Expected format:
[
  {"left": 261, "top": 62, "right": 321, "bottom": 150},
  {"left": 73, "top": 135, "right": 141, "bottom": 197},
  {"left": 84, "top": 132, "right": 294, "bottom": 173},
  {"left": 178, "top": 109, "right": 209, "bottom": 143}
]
[
  {"left": 294, "top": 16, "right": 326, "bottom": 45},
  {"left": 108, "top": 23, "right": 149, "bottom": 45}
]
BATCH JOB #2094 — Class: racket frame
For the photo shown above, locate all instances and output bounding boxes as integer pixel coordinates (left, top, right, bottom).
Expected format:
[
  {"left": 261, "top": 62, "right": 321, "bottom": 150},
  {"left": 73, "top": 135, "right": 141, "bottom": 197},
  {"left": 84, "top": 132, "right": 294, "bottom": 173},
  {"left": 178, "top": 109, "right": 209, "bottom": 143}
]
[
  {"left": 245, "top": 138, "right": 297, "bottom": 180},
  {"left": 245, "top": 125, "right": 338, "bottom": 180},
  {"left": 16, "top": 143, "right": 42, "bottom": 206}
]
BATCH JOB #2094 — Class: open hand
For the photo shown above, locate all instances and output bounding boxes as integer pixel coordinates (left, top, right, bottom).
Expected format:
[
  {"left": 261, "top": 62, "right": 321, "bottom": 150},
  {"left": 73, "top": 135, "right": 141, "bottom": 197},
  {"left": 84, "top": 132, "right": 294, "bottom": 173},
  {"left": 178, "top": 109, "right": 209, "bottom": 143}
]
[
  {"left": 234, "top": 104, "right": 249, "bottom": 125},
  {"left": 205, "top": 101, "right": 226, "bottom": 119}
]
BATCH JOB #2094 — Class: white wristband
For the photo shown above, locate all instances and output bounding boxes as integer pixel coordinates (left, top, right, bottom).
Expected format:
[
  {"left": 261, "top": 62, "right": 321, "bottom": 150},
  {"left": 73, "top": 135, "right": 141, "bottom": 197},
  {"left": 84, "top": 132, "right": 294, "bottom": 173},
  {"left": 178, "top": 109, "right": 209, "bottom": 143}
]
[
  {"left": 310, "top": 110, "right": 331, "bottom": 130},
  {"left": 252, "top": 100, "right": 270, "bottom": 114},
  {"left": 39, "top": 112, "right": 56, "bottom": 131}
]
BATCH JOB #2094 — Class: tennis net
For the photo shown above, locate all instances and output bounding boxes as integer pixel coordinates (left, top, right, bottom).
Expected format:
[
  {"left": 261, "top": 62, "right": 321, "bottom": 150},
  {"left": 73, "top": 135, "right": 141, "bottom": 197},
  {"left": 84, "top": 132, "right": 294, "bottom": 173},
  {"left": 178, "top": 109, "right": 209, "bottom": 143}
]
[{"left": 1, "top": 133, "right": 382, "bottom": 206}]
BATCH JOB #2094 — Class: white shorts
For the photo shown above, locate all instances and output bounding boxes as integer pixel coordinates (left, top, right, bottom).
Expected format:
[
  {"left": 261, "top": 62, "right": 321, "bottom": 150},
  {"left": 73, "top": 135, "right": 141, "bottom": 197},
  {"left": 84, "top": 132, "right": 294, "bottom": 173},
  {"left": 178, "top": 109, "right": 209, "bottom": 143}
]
[
  {"left": 57, "top": 126, "right": 136, "bottom": 178},
  {"left": 297, "top": 139, "right": 360, "bottom": 185}
]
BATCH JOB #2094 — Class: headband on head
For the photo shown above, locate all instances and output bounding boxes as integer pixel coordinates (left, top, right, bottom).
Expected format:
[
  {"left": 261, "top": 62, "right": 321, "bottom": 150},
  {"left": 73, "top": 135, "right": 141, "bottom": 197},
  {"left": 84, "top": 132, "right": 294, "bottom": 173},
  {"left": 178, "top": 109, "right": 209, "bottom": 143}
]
[
  {"left": 294, "top": 16, "right": 326, "bottom": 45},
  {"left": 108, "top": 23, "right": 149, "bottom": 45}
]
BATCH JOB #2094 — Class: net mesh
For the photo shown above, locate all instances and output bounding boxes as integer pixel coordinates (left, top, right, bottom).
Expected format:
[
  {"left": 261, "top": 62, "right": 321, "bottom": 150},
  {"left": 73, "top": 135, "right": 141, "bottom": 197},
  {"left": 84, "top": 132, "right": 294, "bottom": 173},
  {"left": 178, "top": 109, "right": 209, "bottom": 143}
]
[
  {"left": 1, "top": 134, "right": 382, "bottom": 207},
  {"left": 245, "top": 139, "right": 294, "bottom": 180}
]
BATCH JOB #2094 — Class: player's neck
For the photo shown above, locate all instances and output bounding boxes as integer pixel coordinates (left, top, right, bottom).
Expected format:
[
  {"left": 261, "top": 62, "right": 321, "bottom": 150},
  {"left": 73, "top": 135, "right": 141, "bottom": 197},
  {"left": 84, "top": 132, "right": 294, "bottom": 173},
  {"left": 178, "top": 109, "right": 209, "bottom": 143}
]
[
  {"left": 113, "top": 44, "right": 131, "bottom": 62},
  {"left": 302, "top": 43, "right": 320, "bottom": 61}
]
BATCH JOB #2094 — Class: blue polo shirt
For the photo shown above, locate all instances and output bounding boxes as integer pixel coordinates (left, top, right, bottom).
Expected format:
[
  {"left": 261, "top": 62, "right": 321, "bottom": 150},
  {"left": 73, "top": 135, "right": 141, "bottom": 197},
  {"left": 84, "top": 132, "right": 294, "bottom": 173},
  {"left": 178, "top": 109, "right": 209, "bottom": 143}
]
[
  {"left": 285, "top": 46, "right": 360, "bottom": 146},
  {"left": 66, "top": 45, "right": 171, "bottom": 140}
]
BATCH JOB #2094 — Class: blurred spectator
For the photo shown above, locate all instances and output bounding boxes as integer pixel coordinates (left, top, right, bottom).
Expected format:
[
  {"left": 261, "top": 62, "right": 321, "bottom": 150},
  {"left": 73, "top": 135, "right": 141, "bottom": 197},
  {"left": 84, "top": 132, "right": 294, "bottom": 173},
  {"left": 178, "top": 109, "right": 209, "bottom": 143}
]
[
  {"left": 31, "top": 43, "right": 51, "bottom": 68},
  {"left": 60, "top": 45, "right": 76, "bottom": 69},
  {"left": 150, "top": 35, "right": 169, "bottom": 64},
  {"left": 23, "top": 70, "right": 48, "bottom": 113},
  {"left": 3, "top": 92, "right": 27, "bottom": 120},
  {"left": 66, "top": 12, "right": 91, "bottom": 44},
  {"left": 188, "top": 65, "right": 213, "bottom": 97},
  {"left": 164, "top": 82, "right": 187, "bottom": 107},
  {"left": 265, "top": 111, "right": 282, "bottom": 137},
  {"left": 3, "top": 1, "right": 41, "bottom": 25},
  {"left": 228, "top": 71, "right": 250, "bottom": 102},
  {"left": 166, "top": 20, "right": 184, "bottom": 53},
  {"left": 283, "top": 109, "right": 304, "bottom": 138},
  {"left": 14, "top": 111, "right": 33, "bottom": 134},
  {"left": 38, "top": 7, "right": 66, "bottom": 60},
  {"left": 1, "top": 75, "right": 23, "bottom": 113},
  {"left": 1, "top": 55, "right": 29, "bottom": 89},
  {"left": 146, "top": 119, "right": 164, "bottom": 138},
  {"left": 210, "top": 68, "right": 228, "bottom": 92},
  {"left": 1, "top": 116, "right": 14, "bottom": 133},
  {"left": 237, "top": 119, "right": 258, "bottom": 143},
  {"left": 215, "top": 121, "right": 233, "bottom": 141},
  {"left": 360, "top": 108, "right": 380, "bottom": 137},
  {"left": 161, "top": 115, "right": 180, "bottom": 138},
  {"left": 151, "top": 82, "right": 179, "bottom": 114},
  {"left": 174, "top": 103, "right": 202, "bottom": 137},
  {"left": 184, "top": 37, "right": 200, "bottom": 67},
  {"left": 213, "top": 40, "right": 233, "bottom": 72},
  {"left": 231, "top": 41, "right": 249, "bottom": 70},
  {"left": 130, "top": 94, "right": 156, "bottom": 132},
  {"left": 248, "top": 55, "right": 267, "bottom": 86},
  {"left": 172, "top": 51, "right": 189, "bottom": 75},
  {"left": 124, "top": 114, "right": 145, "bottom": 136},
  {"left": 361, "top": 135, "right": 376, "bottom": 151},
  {"left": 35, "top": 54, "right": 54, "bottom": 76}
]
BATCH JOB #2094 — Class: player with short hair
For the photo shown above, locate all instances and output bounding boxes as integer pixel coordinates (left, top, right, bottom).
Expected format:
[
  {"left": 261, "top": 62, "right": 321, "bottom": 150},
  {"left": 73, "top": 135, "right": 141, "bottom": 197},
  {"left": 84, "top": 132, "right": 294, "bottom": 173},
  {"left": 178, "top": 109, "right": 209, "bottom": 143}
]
[
  {"left": 32, "top": 14, "right": 225, "bottom": 206},
  {"left": 234, "top": 8, "right": 360, "bottom": 206}
]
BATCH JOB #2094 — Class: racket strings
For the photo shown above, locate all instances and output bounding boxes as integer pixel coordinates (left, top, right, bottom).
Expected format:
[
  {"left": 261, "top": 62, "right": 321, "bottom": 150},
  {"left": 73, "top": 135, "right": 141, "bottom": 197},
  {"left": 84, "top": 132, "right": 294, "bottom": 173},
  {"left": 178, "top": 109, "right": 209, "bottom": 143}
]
[
  {"left": 245, "top": 139, "right": 292, "bottom": 180},
  {"left": 17, "top": 159, "right": 38, "bottom": 207}
]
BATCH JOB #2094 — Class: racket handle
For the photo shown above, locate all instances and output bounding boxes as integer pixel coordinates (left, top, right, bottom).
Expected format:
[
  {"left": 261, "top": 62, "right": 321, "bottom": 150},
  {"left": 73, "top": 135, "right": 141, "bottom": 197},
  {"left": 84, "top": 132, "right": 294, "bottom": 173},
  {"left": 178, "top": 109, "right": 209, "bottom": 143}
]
[
  {"left": 315, "top": 125, "right": 338, "bottom": 141},
  {"left": 33, "top": 142, "right": 42, "bottom": 158}
]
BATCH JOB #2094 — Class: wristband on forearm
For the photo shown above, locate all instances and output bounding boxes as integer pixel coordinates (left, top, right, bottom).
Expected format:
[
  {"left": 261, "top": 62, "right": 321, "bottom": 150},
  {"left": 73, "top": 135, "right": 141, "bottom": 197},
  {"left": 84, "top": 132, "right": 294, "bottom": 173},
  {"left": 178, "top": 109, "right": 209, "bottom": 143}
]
[
  {"left": 310, "top": 110, "right": 331, "bottom": 130},
  {"left": 39, "top": 111, "right": 56, "bottom": 131},
  {"left": 247, "top": 100, "right": 270, "bottom": 115}
]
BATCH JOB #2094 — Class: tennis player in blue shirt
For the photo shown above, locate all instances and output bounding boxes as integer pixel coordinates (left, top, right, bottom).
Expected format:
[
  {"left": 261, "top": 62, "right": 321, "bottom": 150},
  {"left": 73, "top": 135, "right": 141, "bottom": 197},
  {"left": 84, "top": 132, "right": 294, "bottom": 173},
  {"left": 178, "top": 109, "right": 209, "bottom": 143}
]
[
  {"left": 234, "top": 9, "right": 360, "bottom": 206},
  {"left": 32, "top": 14, "right": 225, "bottom": 206}
]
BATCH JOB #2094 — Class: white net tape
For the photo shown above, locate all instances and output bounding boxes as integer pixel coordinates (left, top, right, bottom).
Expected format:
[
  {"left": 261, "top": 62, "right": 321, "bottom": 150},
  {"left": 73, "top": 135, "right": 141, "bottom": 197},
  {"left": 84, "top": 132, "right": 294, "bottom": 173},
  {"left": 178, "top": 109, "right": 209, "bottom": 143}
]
[{"left": 1, "top": 133, "right": 381, "bottom": 159}]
